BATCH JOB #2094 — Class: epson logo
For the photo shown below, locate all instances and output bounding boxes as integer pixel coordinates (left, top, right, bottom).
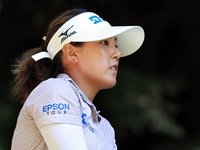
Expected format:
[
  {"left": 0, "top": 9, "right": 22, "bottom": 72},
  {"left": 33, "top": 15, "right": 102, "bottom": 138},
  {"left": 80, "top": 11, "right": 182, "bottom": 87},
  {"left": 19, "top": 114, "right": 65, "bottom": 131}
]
[
  {"left": 43, "top": 103, "right": 70, "bottom": 112},
  {"left": 58, "top": 25, "right": 77, "bottom": 44}
]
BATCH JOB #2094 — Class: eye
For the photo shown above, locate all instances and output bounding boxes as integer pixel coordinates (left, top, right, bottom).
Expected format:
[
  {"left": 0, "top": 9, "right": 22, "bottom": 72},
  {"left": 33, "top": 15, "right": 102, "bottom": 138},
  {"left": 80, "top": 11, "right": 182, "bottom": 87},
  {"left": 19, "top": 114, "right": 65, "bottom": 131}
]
[{"left": 101, "top": 40, "right": 109, "bottom": 45}]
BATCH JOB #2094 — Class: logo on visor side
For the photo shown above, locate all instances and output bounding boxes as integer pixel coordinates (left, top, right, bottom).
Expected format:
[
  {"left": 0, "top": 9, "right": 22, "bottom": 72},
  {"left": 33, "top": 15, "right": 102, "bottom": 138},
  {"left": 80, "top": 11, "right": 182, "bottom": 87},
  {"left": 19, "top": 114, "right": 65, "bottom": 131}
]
[
  {"left": 89, "top": 16, "right": 103, "bottom": 24},
  {"left": 58, "top": 25, "right": 77, "bottom": 44}
]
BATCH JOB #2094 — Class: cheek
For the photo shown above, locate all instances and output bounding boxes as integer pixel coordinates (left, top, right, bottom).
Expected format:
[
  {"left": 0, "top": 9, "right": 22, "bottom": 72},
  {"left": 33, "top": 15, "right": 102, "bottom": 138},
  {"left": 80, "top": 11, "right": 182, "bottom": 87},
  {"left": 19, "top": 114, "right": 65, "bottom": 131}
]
[
  {"left": 88, "top": 59, "right": 108, "bottom": 73},
  {"left": 84, "top": 51, "right": 108, "bottom": 66},
  {"left": 79, "top": 46, "right": 111, "bottom": 71}
]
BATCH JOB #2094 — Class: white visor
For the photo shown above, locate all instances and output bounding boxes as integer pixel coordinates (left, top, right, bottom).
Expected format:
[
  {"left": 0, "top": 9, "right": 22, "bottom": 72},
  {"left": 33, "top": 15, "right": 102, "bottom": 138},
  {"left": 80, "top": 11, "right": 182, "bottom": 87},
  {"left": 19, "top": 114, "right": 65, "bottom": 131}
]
[{"left": 47, "top": 12, "right": 145, "bottom": 59}]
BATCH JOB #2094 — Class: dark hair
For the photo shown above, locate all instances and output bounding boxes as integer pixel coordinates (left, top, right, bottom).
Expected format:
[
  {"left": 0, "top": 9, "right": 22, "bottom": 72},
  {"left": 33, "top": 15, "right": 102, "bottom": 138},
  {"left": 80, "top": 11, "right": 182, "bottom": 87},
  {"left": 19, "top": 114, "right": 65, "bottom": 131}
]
[{"left": 11, "top": 8, "right": 87, "bottom": 103}]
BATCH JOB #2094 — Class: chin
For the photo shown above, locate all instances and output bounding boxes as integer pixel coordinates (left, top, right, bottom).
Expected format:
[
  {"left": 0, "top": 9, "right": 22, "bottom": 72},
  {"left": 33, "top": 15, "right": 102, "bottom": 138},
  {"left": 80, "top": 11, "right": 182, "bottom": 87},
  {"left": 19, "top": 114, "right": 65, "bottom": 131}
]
[{"left": 103, "top": 79, "right": 117, "bottom": 89}]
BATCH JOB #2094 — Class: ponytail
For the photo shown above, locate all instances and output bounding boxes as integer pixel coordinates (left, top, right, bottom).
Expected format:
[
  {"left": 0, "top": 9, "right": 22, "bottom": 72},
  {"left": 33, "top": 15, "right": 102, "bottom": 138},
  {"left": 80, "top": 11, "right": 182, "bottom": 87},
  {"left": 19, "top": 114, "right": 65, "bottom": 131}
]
[
  {"left": 11, "top": 8, "right": 88, "bottom": 104},
  {"left": 11, "top": 47, "right": 51, "bottom": 103}
]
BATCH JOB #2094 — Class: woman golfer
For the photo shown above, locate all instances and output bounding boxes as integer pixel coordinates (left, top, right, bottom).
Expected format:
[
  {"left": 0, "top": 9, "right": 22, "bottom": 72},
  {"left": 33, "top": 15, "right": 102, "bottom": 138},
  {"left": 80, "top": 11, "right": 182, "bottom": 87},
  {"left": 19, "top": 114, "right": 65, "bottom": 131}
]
[{"left": 11, "top": 8, "right": 144, "bottom": 150}]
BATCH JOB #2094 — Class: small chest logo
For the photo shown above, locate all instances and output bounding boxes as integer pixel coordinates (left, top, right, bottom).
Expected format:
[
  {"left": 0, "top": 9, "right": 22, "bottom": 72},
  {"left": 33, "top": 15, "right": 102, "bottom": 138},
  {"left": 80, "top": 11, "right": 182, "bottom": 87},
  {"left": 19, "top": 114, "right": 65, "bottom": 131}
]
[
  {"left": 81, "top": 113, "right": 95, "bottom": 133},
  {"left": 58, "top": 25, "right": 77, "bottom": 43}
]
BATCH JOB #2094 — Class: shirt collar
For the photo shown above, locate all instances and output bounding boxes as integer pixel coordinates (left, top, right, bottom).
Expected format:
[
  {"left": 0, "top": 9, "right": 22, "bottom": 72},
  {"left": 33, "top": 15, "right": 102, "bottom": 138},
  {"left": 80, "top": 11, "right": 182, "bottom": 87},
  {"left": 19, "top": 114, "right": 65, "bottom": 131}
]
[{"left": 57, "top": 73, "right": 100, "bottom": 122}]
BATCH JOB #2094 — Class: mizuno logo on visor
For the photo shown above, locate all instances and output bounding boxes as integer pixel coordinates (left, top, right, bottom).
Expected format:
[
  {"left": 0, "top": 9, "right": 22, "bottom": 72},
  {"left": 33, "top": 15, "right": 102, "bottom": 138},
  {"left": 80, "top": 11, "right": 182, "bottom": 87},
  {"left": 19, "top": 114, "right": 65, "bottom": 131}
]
[{"left": 58, "top": 25, "right": 77, "bottom": 44}]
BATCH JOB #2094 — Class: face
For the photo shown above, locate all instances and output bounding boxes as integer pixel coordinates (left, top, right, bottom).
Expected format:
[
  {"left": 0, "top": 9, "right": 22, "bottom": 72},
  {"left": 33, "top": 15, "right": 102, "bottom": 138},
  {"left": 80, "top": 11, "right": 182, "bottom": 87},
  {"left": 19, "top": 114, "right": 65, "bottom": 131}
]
[{"left": 77, "top": 36, "right": 121, "bottom": 91}]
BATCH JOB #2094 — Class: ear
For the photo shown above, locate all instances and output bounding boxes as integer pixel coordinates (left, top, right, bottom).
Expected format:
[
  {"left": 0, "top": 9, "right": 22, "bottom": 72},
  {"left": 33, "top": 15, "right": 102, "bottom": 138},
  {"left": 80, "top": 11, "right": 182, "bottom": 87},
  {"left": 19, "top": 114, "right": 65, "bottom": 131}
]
[{"left": 62, "top": 44, "right": 79, "bottom": 63}]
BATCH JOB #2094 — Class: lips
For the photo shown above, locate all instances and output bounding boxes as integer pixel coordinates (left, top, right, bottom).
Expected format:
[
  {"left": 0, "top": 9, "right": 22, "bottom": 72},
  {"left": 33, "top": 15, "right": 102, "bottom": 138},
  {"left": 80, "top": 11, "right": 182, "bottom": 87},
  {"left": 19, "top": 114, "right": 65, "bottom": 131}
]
[{"left": 110, "top": 64, "right": 118, "bottom": 71}]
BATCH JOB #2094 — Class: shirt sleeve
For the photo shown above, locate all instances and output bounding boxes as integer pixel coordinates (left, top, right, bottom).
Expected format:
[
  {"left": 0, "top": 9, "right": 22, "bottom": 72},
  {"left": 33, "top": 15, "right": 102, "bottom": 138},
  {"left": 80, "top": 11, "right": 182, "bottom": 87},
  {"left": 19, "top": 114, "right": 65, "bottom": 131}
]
[{"left": 25, "top": 78, "right": 83, "bottom": 129}]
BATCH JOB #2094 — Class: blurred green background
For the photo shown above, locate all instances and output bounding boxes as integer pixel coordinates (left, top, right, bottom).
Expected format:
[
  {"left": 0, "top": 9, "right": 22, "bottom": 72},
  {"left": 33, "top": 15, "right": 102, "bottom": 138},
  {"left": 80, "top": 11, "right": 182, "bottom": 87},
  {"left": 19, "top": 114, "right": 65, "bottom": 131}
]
[{"left": 1, "top": 0, "right": 200, "bottom": 149}]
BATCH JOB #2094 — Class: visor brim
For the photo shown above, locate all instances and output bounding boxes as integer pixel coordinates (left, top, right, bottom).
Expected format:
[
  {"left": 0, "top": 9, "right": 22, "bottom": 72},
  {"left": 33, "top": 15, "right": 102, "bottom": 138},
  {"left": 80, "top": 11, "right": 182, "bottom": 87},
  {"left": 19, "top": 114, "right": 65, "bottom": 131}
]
[{"left": 71, "top": 26, "right": 145, "bottom": 57}]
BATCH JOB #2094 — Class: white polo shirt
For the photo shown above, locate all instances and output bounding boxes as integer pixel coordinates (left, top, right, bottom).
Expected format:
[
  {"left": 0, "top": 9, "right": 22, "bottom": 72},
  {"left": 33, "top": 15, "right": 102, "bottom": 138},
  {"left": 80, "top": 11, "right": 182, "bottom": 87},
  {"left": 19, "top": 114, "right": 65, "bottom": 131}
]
[{"left": 11, "top": 73, "right": 117, "bottom": 150}]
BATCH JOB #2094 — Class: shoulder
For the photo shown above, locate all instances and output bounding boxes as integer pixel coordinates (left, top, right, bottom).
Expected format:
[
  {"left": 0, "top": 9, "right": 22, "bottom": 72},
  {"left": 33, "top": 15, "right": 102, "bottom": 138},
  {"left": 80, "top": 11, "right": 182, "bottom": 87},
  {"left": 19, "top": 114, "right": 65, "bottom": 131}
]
[
  {"left": 38, "top": 77, "right": 72, "bottom": 93},
  {"left": 35, "top": 77, "right": 75, "bottom": 96},
  {"left": 25, "top": 77, "right": 79, "bottom": 107},
  {"left": 23, "top": 76, "right": 83, "bottom": 120}
]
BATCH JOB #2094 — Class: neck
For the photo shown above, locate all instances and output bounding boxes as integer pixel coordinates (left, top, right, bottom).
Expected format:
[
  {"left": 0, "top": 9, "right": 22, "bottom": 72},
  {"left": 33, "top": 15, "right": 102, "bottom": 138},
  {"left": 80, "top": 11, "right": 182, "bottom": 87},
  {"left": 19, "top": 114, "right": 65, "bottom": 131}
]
[{"left": 67, "top": 72, "right": 99, "bottom": 103}]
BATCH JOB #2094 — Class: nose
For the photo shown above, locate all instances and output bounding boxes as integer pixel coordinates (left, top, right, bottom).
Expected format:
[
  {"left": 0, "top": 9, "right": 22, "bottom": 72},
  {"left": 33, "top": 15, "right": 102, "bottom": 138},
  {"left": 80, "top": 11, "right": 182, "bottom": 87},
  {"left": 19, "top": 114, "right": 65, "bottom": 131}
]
[{"left": 112, "top": 47, "right": 121, "bottom": 60}]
